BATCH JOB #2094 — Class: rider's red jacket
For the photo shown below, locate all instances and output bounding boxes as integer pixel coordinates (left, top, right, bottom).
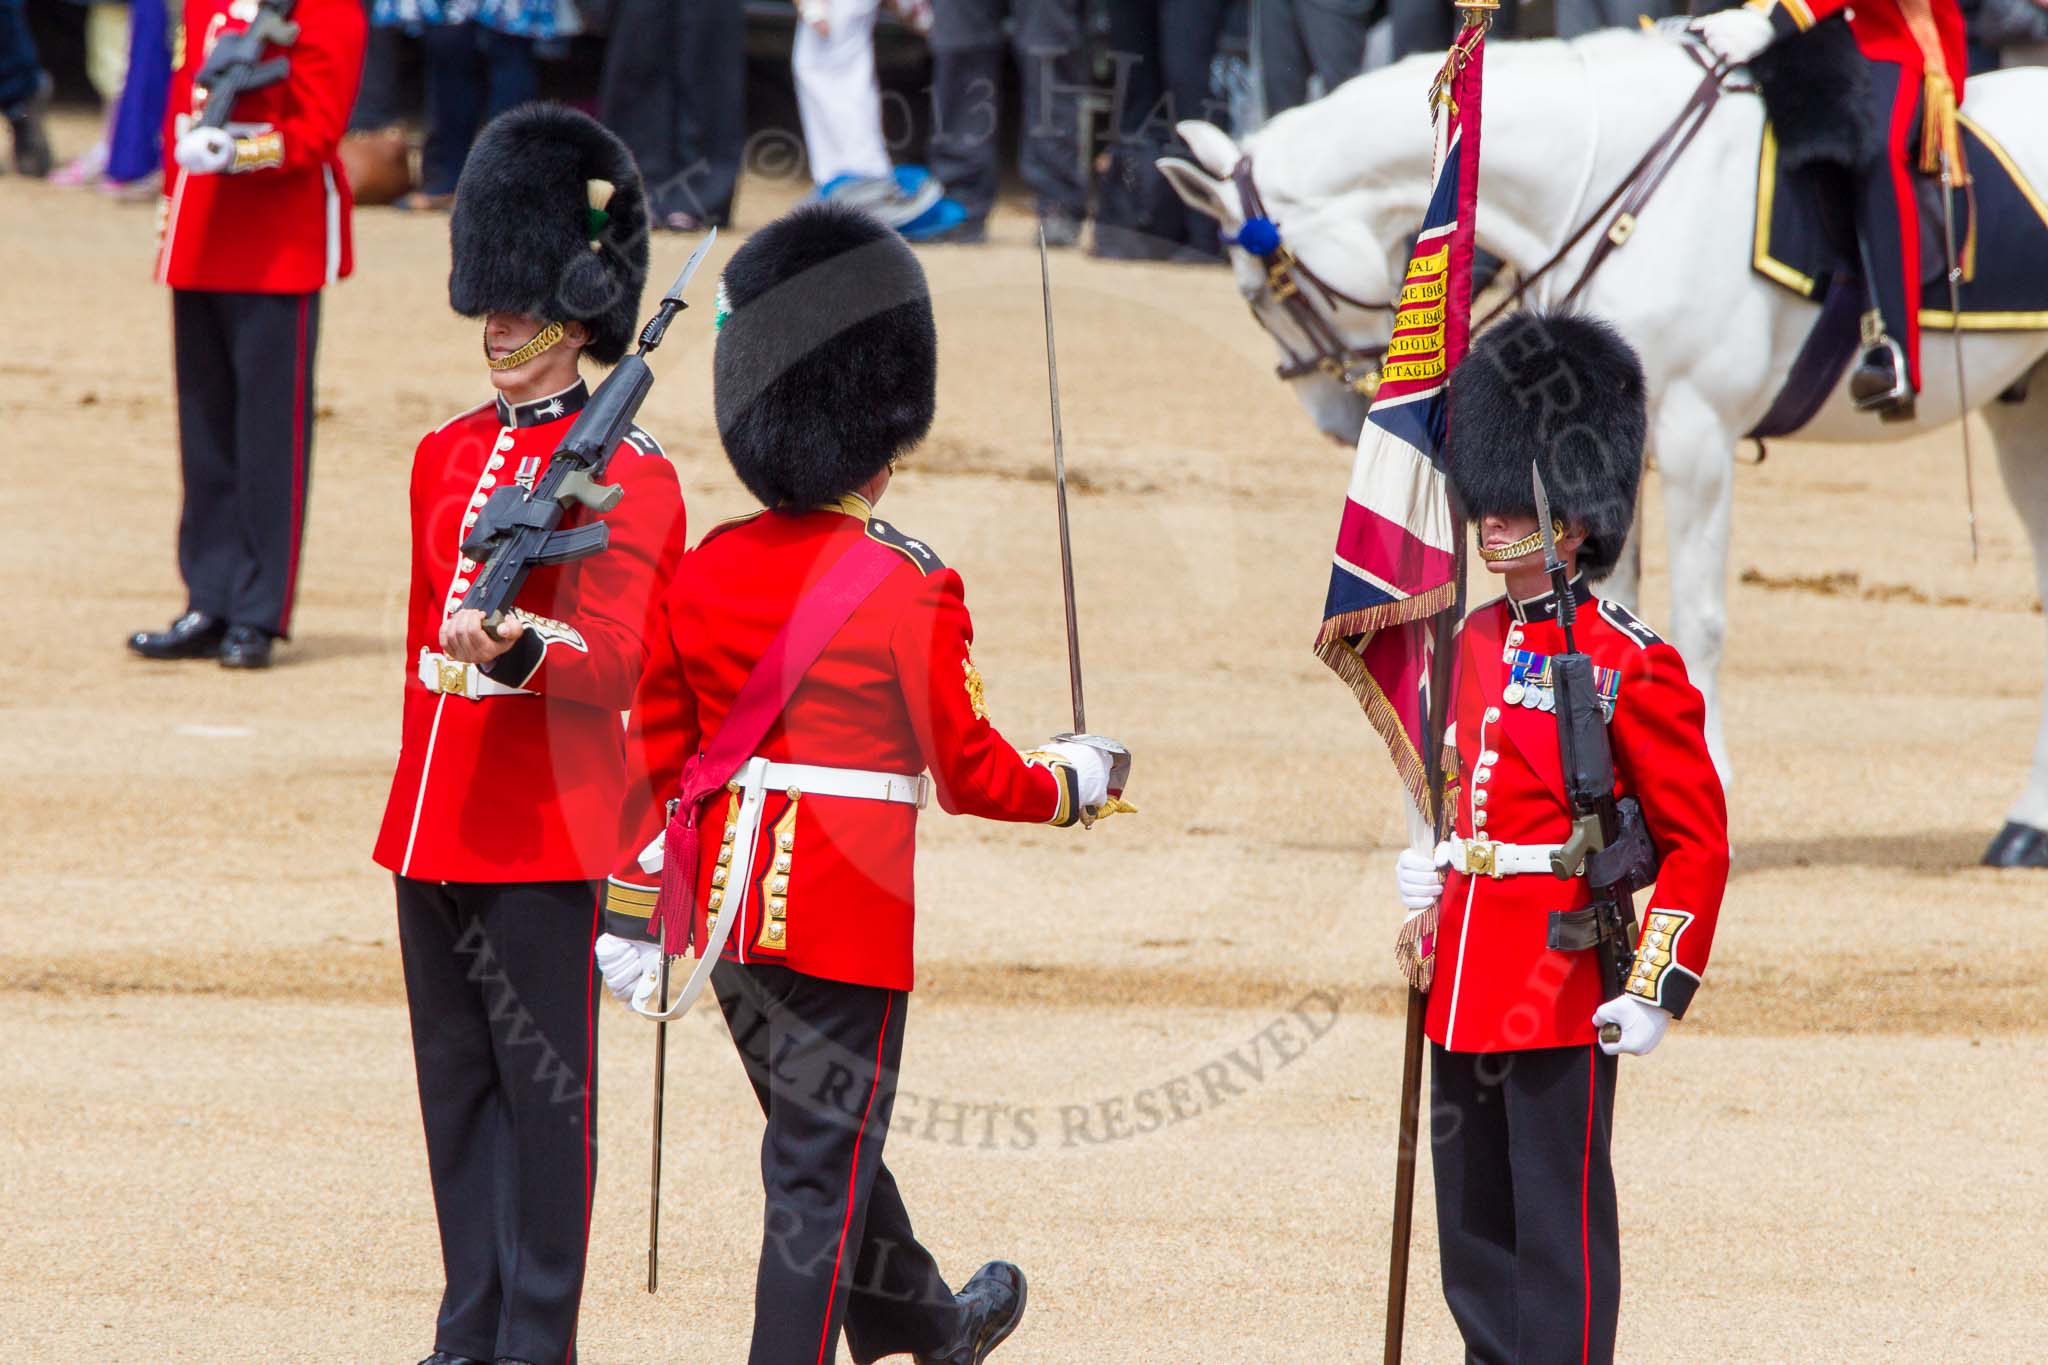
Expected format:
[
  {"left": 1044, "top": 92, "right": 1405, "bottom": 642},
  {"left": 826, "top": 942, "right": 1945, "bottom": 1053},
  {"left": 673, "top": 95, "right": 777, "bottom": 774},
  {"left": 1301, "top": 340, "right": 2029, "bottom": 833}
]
[{"left": 1753, "top": 0, "right": 1966, "bottom": 89}]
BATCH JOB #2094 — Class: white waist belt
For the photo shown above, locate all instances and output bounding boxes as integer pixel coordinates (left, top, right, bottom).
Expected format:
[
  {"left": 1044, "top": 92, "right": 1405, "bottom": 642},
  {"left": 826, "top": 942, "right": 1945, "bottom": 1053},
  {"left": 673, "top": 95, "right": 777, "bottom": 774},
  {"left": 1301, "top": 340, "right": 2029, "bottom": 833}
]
[
  {"left": 418, "top": 647, "right": 534, "bottom": 701},
  {"left": 636, "top": 757, "right": 929, "bottom": 875},
  {"left": 630, "top": 756, "right": 928, "bottom": 1021},
  {"left": 1439, "top": 834, "right": 1568, "bottom": 879},
  {"left": 759, "top": 760, "right": 929, "bottom": 808}
]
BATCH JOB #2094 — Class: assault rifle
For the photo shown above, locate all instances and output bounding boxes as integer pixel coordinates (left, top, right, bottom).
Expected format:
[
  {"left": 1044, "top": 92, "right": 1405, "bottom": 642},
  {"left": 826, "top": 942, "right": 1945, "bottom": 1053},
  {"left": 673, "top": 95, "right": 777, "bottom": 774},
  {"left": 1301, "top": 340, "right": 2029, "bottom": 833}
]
[
  {"left": 1531, "top": 465, "right": 1659, "bottom": 1038},
  {"left": 459, "top": 231, "right": 716, "bottom": 636},
  {"left": 193, "top": 0, "right": 300, "bottom": 131}
]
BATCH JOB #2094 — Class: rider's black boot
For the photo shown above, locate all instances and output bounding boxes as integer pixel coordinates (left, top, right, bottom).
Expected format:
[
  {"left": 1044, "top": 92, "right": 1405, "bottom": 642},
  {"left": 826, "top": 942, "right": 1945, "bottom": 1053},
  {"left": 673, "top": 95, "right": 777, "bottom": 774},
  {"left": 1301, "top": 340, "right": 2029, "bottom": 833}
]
[{"left": 1848, "top": 334, "right": 1915, "bottom": 421}]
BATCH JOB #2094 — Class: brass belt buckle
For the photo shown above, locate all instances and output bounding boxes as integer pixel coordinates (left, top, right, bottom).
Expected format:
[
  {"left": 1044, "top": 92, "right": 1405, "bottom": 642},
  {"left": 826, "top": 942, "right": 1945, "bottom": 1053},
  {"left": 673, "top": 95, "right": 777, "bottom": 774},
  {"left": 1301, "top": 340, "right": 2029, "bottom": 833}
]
[
  {"left": 438, "top": 658, "right": 470, "bottom": 698},
  {"left": 1464, "top": 838, "right": 1500, "bottom": 879}
]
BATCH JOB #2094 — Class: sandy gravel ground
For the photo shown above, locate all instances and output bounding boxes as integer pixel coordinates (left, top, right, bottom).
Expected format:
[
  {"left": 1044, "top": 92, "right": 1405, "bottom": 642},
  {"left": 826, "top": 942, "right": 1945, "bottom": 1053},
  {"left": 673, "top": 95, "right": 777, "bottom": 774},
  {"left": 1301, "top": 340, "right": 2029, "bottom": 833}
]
[{"left": 3, "top": 116, "right": 2045, "bottom": 1362}]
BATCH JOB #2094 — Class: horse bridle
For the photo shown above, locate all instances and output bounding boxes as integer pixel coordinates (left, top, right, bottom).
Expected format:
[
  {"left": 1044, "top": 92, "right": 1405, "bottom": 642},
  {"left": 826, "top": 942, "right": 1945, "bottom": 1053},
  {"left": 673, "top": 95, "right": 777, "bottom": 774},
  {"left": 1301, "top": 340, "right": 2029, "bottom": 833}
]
[
  {"left": 1227, "top": 37, "right": 1738, "bottom": 384},
  {"left": 1229, "top": 157, "right": 1398, "bottom": 399}
]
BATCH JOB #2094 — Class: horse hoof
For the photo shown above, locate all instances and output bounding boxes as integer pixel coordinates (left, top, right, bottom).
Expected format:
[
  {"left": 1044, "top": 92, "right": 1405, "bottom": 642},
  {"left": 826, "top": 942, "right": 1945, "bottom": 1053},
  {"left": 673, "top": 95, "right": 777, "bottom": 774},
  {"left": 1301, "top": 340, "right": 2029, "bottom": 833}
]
[{"left": 1982, "top": 821, "right": 2048, "bottom": 869}]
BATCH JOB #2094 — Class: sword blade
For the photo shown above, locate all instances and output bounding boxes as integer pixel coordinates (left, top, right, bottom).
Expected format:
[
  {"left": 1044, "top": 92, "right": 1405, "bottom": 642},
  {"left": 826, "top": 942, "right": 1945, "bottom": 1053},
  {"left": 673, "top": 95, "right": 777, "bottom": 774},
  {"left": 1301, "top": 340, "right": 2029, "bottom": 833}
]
[
  {"left": 646, "top": 953, "right": 670, "bottom": 1293},
  {"left": 1038, "top": 225, "right": 1086, "bottom": 734},
  {"left": 1937, "top": 153, "right": 1980, "bottom": 563}
]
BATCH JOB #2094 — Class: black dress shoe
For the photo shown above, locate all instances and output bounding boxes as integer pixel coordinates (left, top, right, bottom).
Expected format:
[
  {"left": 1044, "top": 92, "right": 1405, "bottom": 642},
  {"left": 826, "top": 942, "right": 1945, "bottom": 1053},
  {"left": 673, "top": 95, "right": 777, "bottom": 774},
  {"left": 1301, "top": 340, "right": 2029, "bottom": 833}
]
[
  {"left": 917, "top": 1261, "right": 1027, "bottom": 1365},
  {"left": 218, "top": 624, "right": 274, "bottom": 669},
  {"left": 5, "top": 70, "right": 53, "bottom": 178},
  {"left": 416, "top": 1353, "right": 488, "bottom": 1365},
  {"left": 127, "top": 611, "right": 226, "bottom": 661}
]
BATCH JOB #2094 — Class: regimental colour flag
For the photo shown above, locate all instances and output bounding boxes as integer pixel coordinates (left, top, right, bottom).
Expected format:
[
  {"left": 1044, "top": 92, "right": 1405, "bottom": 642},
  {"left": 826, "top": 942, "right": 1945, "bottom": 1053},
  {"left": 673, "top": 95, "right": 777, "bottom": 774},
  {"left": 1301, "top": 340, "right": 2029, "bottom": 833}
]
[{"left": 1313, "top": 23, "right": 1488, "bottom": 824}]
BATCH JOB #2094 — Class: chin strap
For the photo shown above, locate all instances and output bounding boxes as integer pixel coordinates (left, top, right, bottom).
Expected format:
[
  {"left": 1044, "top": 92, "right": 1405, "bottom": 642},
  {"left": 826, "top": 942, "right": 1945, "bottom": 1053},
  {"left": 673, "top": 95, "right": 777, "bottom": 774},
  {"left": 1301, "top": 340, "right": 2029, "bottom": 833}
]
[
  {"left": 487, "top": 320, "right": 567, "bottom": 372},
  {"left": 1475, "top": 520, "right": 1564, "bottom": 563}
]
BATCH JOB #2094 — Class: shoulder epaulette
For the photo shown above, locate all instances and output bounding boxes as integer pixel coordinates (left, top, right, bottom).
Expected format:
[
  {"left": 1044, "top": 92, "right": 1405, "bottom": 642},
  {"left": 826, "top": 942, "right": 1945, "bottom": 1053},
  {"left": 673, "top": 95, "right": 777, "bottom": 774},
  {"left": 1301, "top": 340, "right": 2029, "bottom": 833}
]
[
  {"left": 696, "top": 509, "right": 767, "bottom": 548},
  {"left": 865, "top": 517, "right": 944, "bottom": 574},
  {"left": 431, "top": 399, "right": 494, "bottom": 435},
  {"left": 1598, "top": 599, "right": 1663, "bottom": 649},
  {"left": 622, "top": 425, "right": 665, "bottom": 457}
]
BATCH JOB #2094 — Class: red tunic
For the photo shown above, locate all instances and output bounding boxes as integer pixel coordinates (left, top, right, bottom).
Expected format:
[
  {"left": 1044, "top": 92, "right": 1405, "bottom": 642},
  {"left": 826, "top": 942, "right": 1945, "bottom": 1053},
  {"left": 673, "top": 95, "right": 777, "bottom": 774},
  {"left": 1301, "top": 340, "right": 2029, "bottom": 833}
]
[
  {"left": 1425, "top": 581, "right": 1730, "bottom": 1054},
  {"left": 604, "top": 496, "right": 1072, "bottom": 992},
  {"left": 372, "top": 380, "right": 689, "bottom": 884},
  {"left": 156, "top": 0, "right": 366, "bottom": 294},
  {"left": 1758, "top": 0, "right": 1966, "bottom": 85}
]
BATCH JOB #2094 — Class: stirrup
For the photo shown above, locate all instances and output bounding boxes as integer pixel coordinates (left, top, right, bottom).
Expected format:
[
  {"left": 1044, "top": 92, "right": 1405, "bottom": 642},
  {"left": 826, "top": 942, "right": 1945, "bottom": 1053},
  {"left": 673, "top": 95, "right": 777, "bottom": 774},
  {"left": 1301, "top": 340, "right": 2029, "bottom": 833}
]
[{"left": 1849, "top": 336, "right": 1913, "bottom": 418}]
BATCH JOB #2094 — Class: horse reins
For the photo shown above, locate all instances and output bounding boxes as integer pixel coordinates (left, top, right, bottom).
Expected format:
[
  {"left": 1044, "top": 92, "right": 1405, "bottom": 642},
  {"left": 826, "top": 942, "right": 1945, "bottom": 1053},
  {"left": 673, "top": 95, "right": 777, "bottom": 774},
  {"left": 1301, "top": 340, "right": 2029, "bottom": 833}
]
[
  {"left": 1229, "top": 38, "right": 1742, "bottom": 385},
  {"left": 1476, "top": 40, "right": 1739, "bottom": 328},
  {"left": 1230, "top": 157, "right": 1399, "bottom": 398}
]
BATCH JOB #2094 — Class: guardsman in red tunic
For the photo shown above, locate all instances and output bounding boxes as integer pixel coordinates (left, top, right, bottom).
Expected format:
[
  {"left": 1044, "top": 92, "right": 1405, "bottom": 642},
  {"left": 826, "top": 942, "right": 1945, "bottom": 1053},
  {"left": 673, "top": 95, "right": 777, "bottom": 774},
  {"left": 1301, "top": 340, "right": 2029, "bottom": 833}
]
[
  {"left": 129, "top": 0, "right": 366, "bottom": 668},
  {"left": 1394, "top": 316, "right": 1729, "bottom": 1365},
  {"left": 1694, "top": 0, "right": 1969, "bottom": 417},
  {"left": 370, "top": 107, "right": 685, "bottom": 1365},
  {"left": 595, "top": 204, "right": 1128, "bottom": 1365}
]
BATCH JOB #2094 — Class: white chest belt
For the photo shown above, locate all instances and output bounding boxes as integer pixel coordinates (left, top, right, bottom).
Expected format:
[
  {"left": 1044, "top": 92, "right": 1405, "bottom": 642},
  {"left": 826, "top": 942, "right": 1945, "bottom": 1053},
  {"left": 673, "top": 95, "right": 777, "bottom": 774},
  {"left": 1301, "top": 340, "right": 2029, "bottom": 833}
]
[
  {"left": 629, "top": 757, "right": 927, "bottom": 1020},
  {"left": 1438, "top": 834, "right": 1571, "bottom": 880},
  {"left": 418, "top": 647, "right": 534, "bottom": 701}
]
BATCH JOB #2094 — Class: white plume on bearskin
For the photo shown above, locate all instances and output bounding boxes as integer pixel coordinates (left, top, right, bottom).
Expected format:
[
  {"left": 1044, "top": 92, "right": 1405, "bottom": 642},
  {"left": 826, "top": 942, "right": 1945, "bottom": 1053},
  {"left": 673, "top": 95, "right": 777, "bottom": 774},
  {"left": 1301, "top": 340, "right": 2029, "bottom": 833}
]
[{"left": 1446, "top": 313, "right": 1647, "bottom": 575}]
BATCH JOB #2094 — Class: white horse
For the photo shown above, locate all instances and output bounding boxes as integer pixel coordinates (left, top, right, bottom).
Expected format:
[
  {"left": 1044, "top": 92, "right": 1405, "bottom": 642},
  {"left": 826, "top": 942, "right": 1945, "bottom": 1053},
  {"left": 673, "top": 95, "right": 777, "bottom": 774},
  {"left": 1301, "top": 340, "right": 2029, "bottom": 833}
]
[{"left": 1159, "top": 28, "right": 2048, "bottom": 868}]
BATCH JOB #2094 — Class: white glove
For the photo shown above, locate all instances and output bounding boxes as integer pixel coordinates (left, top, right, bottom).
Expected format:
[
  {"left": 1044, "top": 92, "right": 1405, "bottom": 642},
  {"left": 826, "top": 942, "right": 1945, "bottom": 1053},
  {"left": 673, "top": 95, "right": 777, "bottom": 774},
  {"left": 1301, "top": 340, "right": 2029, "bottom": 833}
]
[
  {"left": 1395, "top": 848, "right": 1444, "bottom": 911},
  {"left": 174, "top": 126, "right": 235, "bottom": 175},
  {"left": 594, "top": 932, "right": 662, "bottom": 1009},
  {"left": 1041, "top": 739, "right": 1110, "bottom": 809},
  {"left": 1689, "top": 6, "right": 1776, "bottom": 66},
  {"left": 1592, "top": 994, "right": 1672, "bottom": 1057}
]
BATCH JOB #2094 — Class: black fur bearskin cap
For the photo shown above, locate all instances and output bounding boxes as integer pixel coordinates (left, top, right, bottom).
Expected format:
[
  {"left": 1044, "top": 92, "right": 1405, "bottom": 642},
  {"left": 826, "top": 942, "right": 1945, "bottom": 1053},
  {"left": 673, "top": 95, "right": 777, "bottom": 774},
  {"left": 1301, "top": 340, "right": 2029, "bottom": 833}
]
[
  {"left": 1446, "top": 313, "right": 1647, "bottom": 576},
  {"left": 713, "top": 202, "right": 937, "bottom": 509},
  {"left": 448, "top": 103, "right": 650, "bottom": 366}
]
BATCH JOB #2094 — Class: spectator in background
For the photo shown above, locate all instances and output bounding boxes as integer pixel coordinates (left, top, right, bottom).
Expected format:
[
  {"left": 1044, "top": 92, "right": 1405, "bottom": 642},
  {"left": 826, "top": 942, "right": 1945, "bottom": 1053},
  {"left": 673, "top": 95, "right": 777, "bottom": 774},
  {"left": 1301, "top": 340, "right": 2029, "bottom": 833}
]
[
  {"left": 1963, "top": 0, "right": 2048, "bottom": 69},
  {"left": 601, "top": 0, "right": 743, "bottom": 230},
  {"left": 793, "top": 0, "right": 961, "bottom": 236},
  {"left": 1256, "top": 0, "right": 1370, "bottom": 120},
  {"left": 1555, "top": 0, "right": 1676, "bottom": 37},
  {"left": 0, "top": 0, "right": 53, "bottom": 175},
  {"left": 50, "top": 0, "right": 130, "bottom": 183},
  {"left": 1092, "top": 0, "right": 1230, "bottom": 261},
  {"left": 1381, "top": 0, "right": 1517, "bottom": 70},
  {"left": 925, "top": 0, "right": 1089, "bottom": 245},
  {"left": 103, "top": 0, "right": 171, "bottom": 195},
  {"left": 372, "top": 0, "right": 574, "bottom": 210}
]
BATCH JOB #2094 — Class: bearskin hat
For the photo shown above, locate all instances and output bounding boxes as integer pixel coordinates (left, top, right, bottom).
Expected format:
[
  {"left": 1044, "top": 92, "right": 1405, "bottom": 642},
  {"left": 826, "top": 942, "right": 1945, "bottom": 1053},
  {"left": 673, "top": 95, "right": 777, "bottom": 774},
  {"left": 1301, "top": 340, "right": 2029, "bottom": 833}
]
[
  {"left": 448, "top": 104, "right": 650, "bottom": 366},
  {"left": 1446, "top": 313, "right": 1646, "bottom": 576},
  {"left": 714, "top": 202, "right": 937, "bottom": 509}
]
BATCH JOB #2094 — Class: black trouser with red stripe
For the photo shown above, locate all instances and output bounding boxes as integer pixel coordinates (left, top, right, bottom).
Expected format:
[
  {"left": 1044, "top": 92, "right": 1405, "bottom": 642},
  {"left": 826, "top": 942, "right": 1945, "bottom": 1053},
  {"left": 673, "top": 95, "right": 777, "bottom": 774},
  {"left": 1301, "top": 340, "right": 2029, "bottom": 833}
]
[
  {"left": 1856, "top": 60, "right": 1924, "bottom": 389},
  {"left": 1430, "top": 1042, "right": 1619, "bottom": 1365},
  {"left": 397, "top": 876, "right": 601, "bottom": 1365},
  {"left": 712, "top": 959, "right": 968, "bottom": 1365},
  {"left": 171, "top": 288, "right": 319, "bottom": 639}
]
